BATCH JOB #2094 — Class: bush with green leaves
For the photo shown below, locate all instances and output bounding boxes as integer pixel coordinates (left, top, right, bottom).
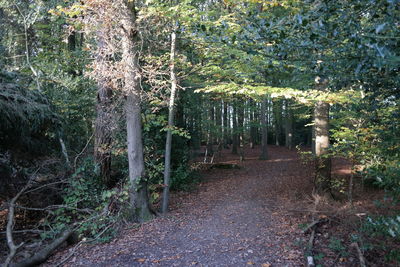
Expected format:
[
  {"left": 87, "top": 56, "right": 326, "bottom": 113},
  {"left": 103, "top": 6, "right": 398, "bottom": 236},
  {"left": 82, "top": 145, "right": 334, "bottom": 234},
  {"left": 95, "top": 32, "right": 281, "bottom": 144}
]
[{"left": 41, "top": 157, "right": 129, "bottom": 242}]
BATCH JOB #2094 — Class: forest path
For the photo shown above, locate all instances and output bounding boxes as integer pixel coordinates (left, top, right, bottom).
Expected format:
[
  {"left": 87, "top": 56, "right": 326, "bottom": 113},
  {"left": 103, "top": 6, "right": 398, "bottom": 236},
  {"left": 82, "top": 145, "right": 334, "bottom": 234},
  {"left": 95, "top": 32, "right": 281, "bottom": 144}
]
[{"left": 49, "top": 146, "right": 310, "bottom": 266}]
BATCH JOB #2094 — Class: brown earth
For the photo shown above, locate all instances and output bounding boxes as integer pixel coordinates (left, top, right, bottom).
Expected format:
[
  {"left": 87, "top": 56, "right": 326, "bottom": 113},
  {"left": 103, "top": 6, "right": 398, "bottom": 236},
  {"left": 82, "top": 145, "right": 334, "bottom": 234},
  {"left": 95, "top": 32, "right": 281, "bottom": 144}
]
[{"left": 40, "top": 145, "right": 394, "bottom": 266}]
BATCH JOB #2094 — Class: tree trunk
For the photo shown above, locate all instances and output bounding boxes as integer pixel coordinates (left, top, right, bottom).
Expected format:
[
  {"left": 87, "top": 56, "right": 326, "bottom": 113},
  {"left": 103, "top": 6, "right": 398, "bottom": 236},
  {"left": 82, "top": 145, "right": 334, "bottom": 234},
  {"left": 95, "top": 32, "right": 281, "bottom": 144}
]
[
  {"left": 249, "top": 99, "right": 256, "bottom": 149},
  {"left": 285, "top": 100, "right": 293, "bottom": 150},
  {"left": 273, "top": 99, "right": 282, "bottom": 146},
  {"left": 94, "top": 33, "right": 113, "bottom": 187},
  {"left": 259, "top": 97, "right": 268, "bottom": 160},
  {"left": 238, "top": 102, "right": 245, "bottom": 161},
  {"left": 162, "top": 28, "right": 177, "bottom": 214},
  {"left": 216, "top": 100, "right": 223, "bottom": 152},
  {"left": 121, "top": 0, "right": 152, "bottom": 222},
  {"left": 223, "top": 100, "right": 229, "bottom": 148},
  {"left": 232, "top": 103, "right": 238, "bottom": 154},
  {"left": 206, "top": 102, "right": 214, "bottom": 155},
  {"left": 314, "top": 78, "right": 331, "bottom": 194}
]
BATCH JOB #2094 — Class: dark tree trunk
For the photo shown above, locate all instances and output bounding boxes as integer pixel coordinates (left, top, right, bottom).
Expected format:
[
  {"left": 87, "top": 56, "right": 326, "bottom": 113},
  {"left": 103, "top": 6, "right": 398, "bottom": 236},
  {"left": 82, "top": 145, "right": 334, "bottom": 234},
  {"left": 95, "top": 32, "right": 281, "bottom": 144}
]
[
  {"left": 238, "top": 102, "right": 245, "bottom": 161},
  {"left": 94, "top": 84, "right": 113, "bottom": 187},
  {"left": 232, "top": 103, "right": 238, "bottom": 154},
  {"left": 223, "top": 101, "right": 229, "bottom": 148},
  {"left": 94, "top": 32, "right": 113, "bottom": 187},
  {"left": 249, "top": 99, "right": 256, "bottom": 149},
  {"left": 259, "top": 97, "right": 268, "bottom": 160},
  {"left": 206, "top": 101, "right": 214, "bottom": 155},
  {"left": 273, "top": 99, "right": 282, "bottom": 146},
  {"left": 216, "top": 100, "right": 223, "bottom": 151}
]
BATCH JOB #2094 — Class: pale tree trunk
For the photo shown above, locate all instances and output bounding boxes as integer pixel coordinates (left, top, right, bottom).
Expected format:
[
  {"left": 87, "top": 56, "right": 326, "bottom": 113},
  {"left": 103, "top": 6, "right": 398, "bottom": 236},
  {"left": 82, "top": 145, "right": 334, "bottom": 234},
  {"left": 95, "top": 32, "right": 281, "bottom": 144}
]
[
  {"left": 311, "top": 120, "right": 316, "bottom": 154},
  {"left": 314, "top": 77, "right": 331, "bottom": 194},
  {"left": 162, "top": 28, "right": 177, "bottom": 214},
  {"left": 285, "top": 100, "right": 293, "bottom": 150},
  {"left": 232, "top": 103, "right": 238, "bottom": 154},
  {"left": 259, "top": 97, "right": 268, "bottom": 160},
  {"left": 121, "top": 0, "right": 152, "bottom": 222}
]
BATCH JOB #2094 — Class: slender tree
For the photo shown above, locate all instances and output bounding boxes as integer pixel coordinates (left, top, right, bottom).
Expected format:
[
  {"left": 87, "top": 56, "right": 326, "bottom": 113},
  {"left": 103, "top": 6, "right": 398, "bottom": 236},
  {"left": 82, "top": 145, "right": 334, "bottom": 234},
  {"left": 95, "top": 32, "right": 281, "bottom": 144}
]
[
  {"left": 259, "top": 97, "right": 268, "bottom": 160},
  {"left": 285, "top": 100, "right": 293, "bottom": 150},
  {"left": 162, "top": 26, "right": 178, "bottom": 214},
  {"left": 231, "top": 103, "right": 238, "bottom": 154}
]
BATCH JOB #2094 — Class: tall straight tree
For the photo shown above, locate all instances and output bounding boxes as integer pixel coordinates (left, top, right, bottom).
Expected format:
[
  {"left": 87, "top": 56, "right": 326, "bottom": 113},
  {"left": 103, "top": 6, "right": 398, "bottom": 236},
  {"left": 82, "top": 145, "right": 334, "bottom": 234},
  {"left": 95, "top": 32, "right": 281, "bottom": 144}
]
[
  {"left": 232, "top": 103, "right": 238, "bottom": 154},
  {"left": 223, "top": 100, "right": 229, "bottom": 148},
  {"left": 314, "top": 77, "right": 331, "bottom": 194},
  {"left": 285, "top": 100, "right": 293, "bottom": 150},
  {"left": 162, "top": 25, "right": 178, "bottom": 214},
  {"left": 259, "top": 97, "right": 268, "bottom": 160},
  {"left": 273, "top": 99, "right": 282, "bottom": 146},
  {"left": 249, "top": 99, "right": 257, "bottom": 149},
  {"left": 94, "top": 34, "right": 113, "bottom": 187},
  {"left": 120, "top": 0, "right": 152, "bottom": 221},
  {"left": 238, "top": 101, "right": 245, "bottom": 161}
]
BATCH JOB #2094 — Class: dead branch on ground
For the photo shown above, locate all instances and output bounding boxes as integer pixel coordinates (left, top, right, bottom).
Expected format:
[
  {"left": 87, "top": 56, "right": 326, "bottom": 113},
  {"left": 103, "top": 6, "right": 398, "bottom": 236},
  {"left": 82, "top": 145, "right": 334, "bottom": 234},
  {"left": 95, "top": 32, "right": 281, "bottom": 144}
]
[
  {"left": 4, "top": 181, "right": 33, "bottom": 266},
  {"left": 350, "top": 242, "right": 367, "bottom": 267}
]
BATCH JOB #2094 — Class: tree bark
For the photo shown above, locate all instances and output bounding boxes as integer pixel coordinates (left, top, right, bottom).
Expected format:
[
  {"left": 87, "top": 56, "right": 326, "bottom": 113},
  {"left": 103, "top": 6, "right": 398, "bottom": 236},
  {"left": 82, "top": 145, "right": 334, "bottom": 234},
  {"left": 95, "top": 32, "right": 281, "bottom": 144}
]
[
  {"left": 238, "top": 101, "right": 245, "bottom": 161},
  {"left": 273, "top": 99, "right": 282, "bottom": 146},
  {"left": 121, "top": 0, "right": 152, "bottom": 222},
  {"left": 285, "top": 100, "right": 293, "bottom": 150},
  {"left": 249, "top": 99, "right": 256, "bottom": 149},
  {"left": 162, "top": 28, "right": 177, "bottom": 214},
  {"left": 314, "top": 78, "right": 331, "bottom": 194},
  {"left": 94, "top": 83, "right": 113, "bottom": 187},
  {"left": 232, "top": 103, "right": 238, "bottom": 154},
  {"left": 259, "top": 97, "right": 268, "bottom": 160},
  {"left": 223, "top": 100, "right": 229, "bottom": 148},
  {"left": 206, "top": 102, "right": 214, "bottom": 155},
  {"left": 94, "top": 30, "right": 114, "bottom": 187},
  {"left": 216, "top": 100, "right": 223, "bottom": 152}
]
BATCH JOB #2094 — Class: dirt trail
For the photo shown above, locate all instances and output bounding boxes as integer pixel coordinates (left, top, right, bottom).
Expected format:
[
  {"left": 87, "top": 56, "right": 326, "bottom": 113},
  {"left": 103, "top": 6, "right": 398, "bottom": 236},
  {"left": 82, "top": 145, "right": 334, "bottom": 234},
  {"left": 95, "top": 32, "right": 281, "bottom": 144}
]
[{"left": 48, "top": 146, "right": 310, "bottom": 266}]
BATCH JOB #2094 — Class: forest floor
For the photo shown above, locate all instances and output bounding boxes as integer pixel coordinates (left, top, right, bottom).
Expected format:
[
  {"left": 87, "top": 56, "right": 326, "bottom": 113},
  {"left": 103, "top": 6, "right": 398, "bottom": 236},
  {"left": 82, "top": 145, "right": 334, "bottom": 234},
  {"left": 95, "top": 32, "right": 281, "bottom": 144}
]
[{"left": 42, "top": 146, "right": 390, "bottom": 266}]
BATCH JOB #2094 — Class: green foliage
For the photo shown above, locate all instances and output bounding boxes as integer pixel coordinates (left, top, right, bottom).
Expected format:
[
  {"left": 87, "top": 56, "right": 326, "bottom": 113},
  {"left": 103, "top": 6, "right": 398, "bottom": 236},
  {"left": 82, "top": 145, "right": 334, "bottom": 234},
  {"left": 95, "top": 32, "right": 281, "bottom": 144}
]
[
  {"left": 0, "top": 71, "right": 60, "bottom": 152},
  {"left": 328, "top": 237, "right": 349, "bottom": 257},
  {"left": 361, "top": 215, "right": 400, "bottom": 262},
  {"left": 170, "top": 162, "right": 198, "bottom": 191},
  {"left": 42, "top": 157, "right": 128, "bottom": 242}
]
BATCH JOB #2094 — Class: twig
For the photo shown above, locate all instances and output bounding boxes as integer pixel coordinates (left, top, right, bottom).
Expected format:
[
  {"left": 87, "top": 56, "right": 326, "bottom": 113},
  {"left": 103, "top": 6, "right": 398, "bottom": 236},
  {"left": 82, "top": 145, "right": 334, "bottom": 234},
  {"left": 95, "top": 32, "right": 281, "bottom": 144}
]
[
  {"left": 55, "top": 221, "right": 116, "bottom": 267},
  {"left": 23, "top": 180, "right": 68, "bottom": 195},
  {"left": 59, "top": 136, "right": 71, "bottom": 170},
  {"left": 302, "top": 218, "right": 326, "bottom": 234},
  {"left": 351, "top": 242, "right": 366, "bottom": 267},
  {"left": 0, "top": 229, "right": 43, "bottom": 235},
  {"left": 306, "top": 226, "right": 316, "bottom": 267},
  {"left": 74, "top": 133, "right": 94, "bottom": 169},
  {"left": 15, "top": 204, "right": 94, "bottom": 215}
]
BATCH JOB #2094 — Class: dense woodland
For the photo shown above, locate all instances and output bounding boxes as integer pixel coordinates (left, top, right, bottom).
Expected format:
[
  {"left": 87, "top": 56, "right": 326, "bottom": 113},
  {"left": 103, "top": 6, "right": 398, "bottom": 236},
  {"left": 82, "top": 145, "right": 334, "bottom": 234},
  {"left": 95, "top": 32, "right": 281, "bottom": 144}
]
[{"left": 0, "top": 0, "right": 399, "bottom": 266}]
